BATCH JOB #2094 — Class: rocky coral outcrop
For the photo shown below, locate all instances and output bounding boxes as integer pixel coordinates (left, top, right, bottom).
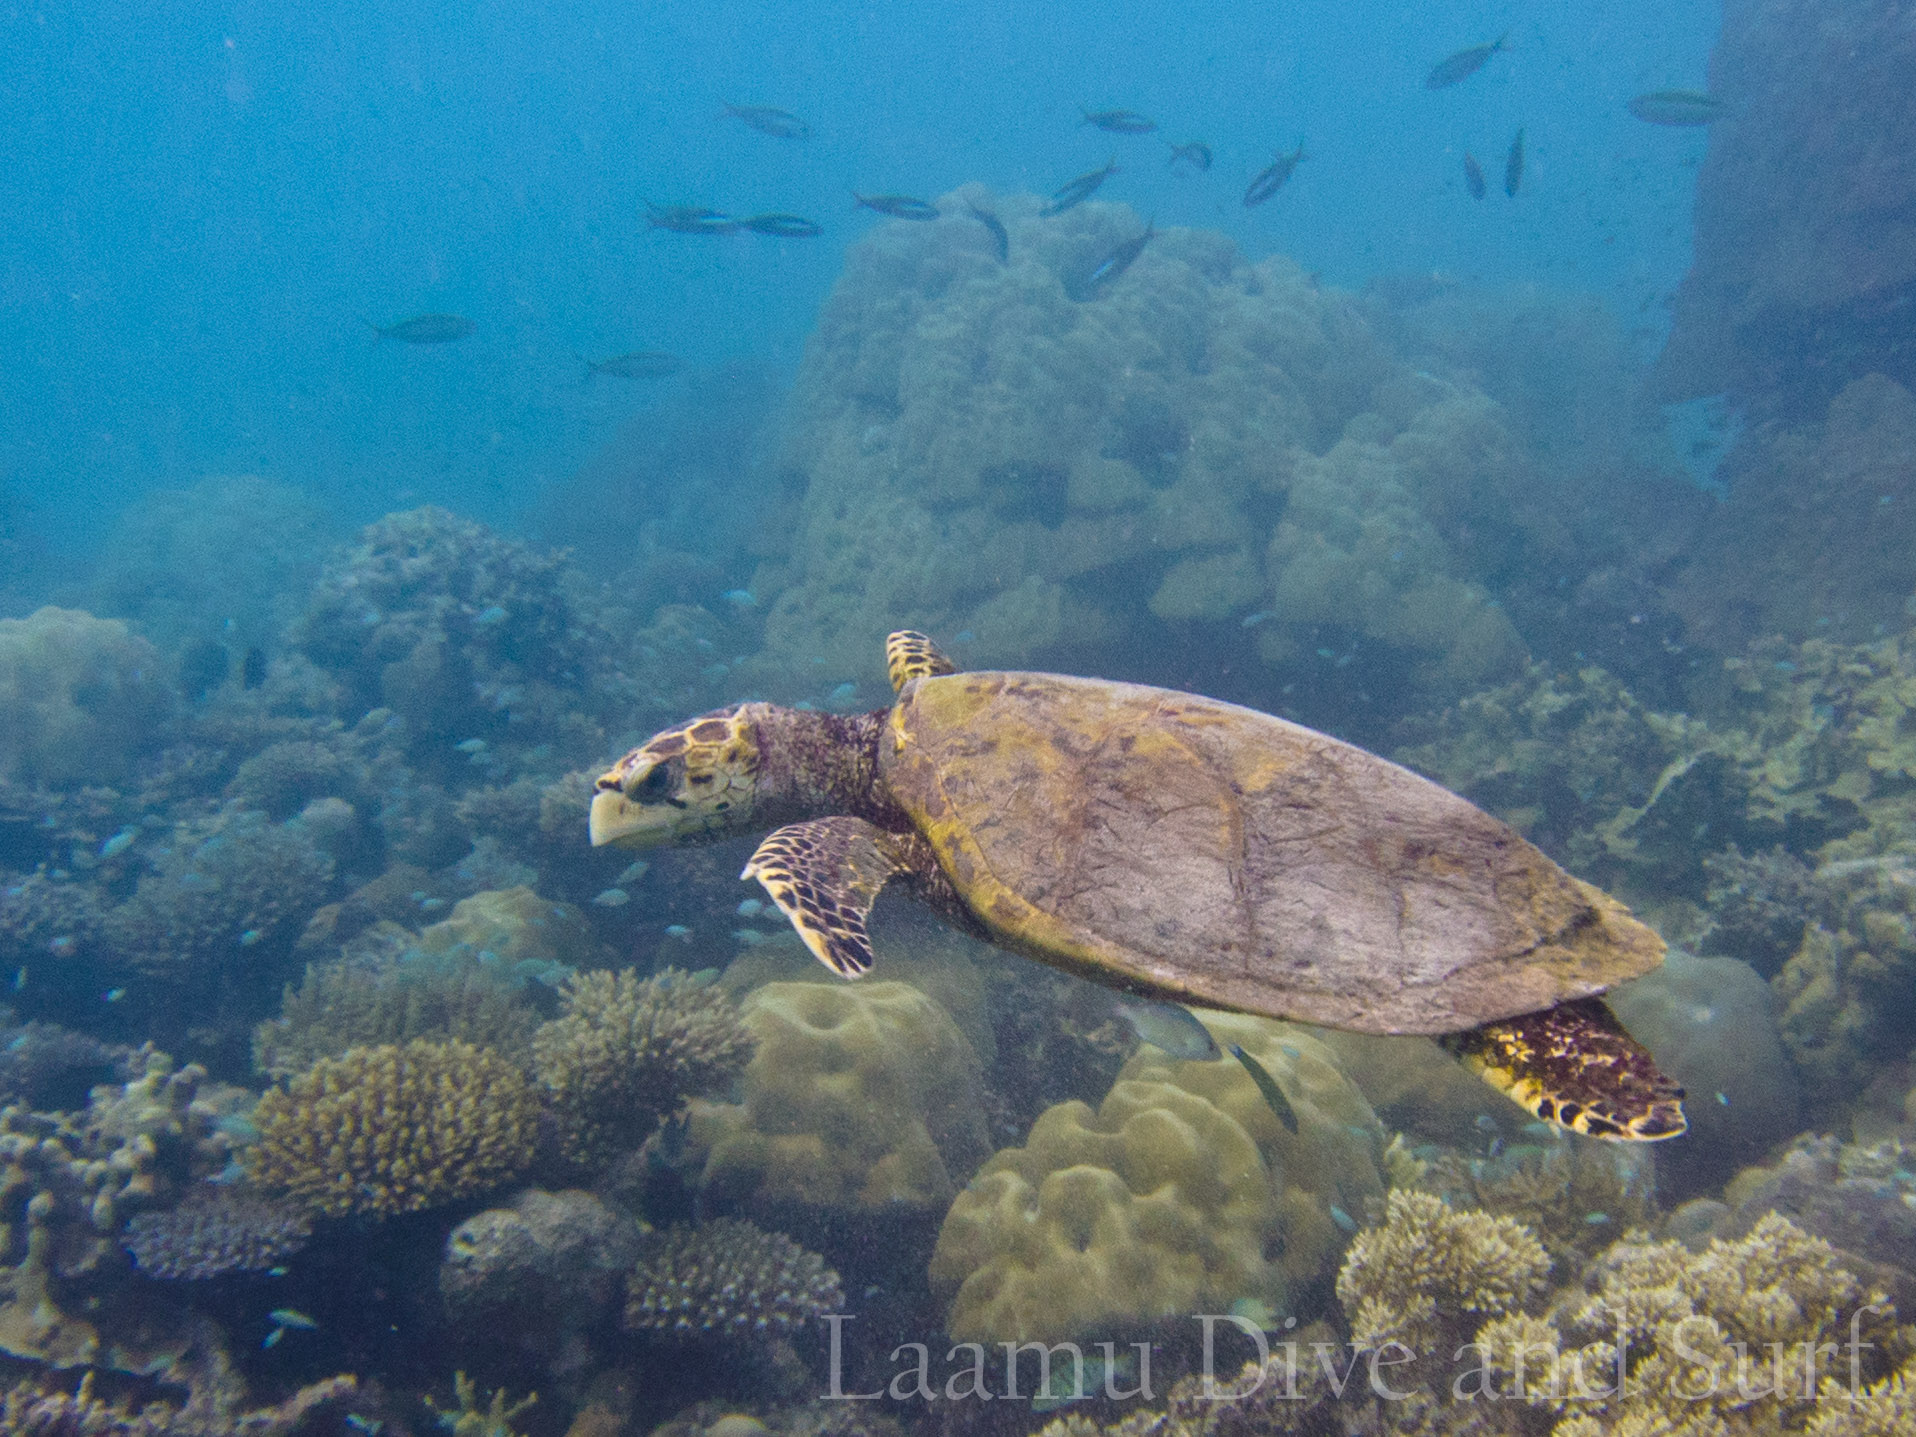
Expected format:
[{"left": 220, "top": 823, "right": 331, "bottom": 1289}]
[
  {"left": 0, "top": 608, "right": 174, "bottom": 789},
  {"left": 929, "top": 1013, "right": 1384, "bottom": 1344},
  {"left": 623, "top": 1217, "right": 842, "bottom": 1343}
]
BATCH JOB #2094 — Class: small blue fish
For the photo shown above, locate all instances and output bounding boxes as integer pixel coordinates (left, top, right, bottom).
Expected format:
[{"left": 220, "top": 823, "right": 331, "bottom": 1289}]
[
  {"left": 455, "top": 738, "right": 488, "bottom": 754},
  {"left": 733, "top": 928, "right": 778, "bottom": 947},
  {"left": 591, "top": 888, "right": 630, "bottom": 907},
  {"left": 262, "top": 1328, "right": 283, "bottom": 1349},
  {"left": 474, "top": 605, "right": 508, "bottom": 626},
  {"left": 269, "top": 1308, "right": 317, "bottom": 1329},
  {"left": 1715, "top": 1091, "right": 1730, "bottom": 1106},
  {"left": 10, "top": 968, "right": 25, "bottom": 991},
  {"left": 616, "top": 860, "right": 649, "bottom": 884},
  {"left": 1328, "top": 1204, "right": 1357, "bottom": 1233},
  {"left": 345, "top": 1416, "right": 383, "bottom": 1436},
  {"left": 238, "top": 929, "right": 263, "bottom": 947},
  {"left": 100, "top": 828, "right": 137, "bottom": 859},
  {"left": 267, "top": 1266, "right": 289, "bottom": 1277},
  {"left": 664, "top": 924, "right": 693, "bottom": 940},
  {"left": 737, "top": 898, "right": 765, "bottom": 917},
  {"left": 103, "top": 988, "right": 125, "bottom": 1003},
  {"left": 1585, "top": 1212, "right": 1611, "bottom": 1225},
  {"left": 722, "top": 589, "right": 757, "bottom": 607},
  {"left": 954, "top": 630, "right": 975, "bottom": 642},
  {"left": 1241, "top": 611, "right": 1271, "bottom": 628}
]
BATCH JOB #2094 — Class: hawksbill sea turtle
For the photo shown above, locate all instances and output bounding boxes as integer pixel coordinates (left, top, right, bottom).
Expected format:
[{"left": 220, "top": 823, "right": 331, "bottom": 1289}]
[{"left": 588, "top": 631, "right": 1685, "bottom": 1141}]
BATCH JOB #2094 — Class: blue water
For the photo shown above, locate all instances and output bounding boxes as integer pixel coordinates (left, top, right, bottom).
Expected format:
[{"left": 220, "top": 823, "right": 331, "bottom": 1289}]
[{"left": 1, "top": 0, "right": 1714, "bottom": 551}]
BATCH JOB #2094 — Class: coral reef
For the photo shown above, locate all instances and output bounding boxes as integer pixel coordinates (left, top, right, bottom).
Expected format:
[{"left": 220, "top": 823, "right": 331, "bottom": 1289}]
[
  {"left": 929, "top": 1013, "right": 1384, "bottom": 1344},
  {"left": 0, "top": 1370, "right": 370, "bottom": 1437},
  {"left": 416, "top": 885, "right": 600, "bottom": 975},
  {"left": 253, "top": 940, "right": 545, "bottom": 1079},
  {"left": 428, "top": 1372, "right": 537, "bottom": 1437},
  {"left": 441, "top": 1188, "right": 644, "bottom": 1363},
  {"left": 246, "top": 1038, "right": 537, "bottom": 1218},
  {"left": 0, "top": 608, "right": 175, "bottom": 789},
  {"left": 1410, "top": 1133, "right": 1656, "bottom": 1268},
  {"left": 0, "top": 874, "right": 108, "bottom": 976},
  {"left": 748, "top": 197, "right": 1558, "bottom": 714},
  {"left": 533, "top": 968, "right": 755, "bottom": 1167},
  {"left": 121, "top": 1189, "right": 313, "bottom": 1280},
  {"left": 1702, "top": 843, "right": 1819, "bottom": 976},
  {"left": 624, "top": 1217, "right": 843, "bottom": 1341},
  {"left": 686, "top": 980, "right": 988, "bottom": 1216},
  {"left": 1336, "top": 1188, "right": 1550, "bottom": 1358},
  {"left": 102, "top": 812, "right": 336, "bottom": 978},
  {"left": 1608, "top": 949, "right": 1805, "bottom": 1196}
]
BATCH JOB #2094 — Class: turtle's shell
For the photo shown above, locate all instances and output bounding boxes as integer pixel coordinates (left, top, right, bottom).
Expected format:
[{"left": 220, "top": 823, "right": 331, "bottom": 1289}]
[{"left": 880, "top": 671, "right": 1663, "bottom": 1036}]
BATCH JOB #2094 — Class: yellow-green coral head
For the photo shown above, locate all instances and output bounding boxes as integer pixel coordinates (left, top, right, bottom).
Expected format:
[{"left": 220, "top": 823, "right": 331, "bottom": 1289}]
[{"left": 590, "top": 706, "right": 766, "bottom": 849}]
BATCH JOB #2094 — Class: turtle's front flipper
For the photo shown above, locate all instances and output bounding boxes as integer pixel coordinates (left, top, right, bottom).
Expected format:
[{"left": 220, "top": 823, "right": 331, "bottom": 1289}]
[
  {"left": 743, "top": 817, "right": 917, "bottom": 978},
  {"left": 1444, "top": 998, "right": 1687, "bottom": 1141},
  {"left": 886, "top": 630, "right": 958, "bottom": 692}
]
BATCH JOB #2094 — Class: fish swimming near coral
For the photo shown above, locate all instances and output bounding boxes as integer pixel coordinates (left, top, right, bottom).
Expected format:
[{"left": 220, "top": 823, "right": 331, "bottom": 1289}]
[
  {"left": 1230, "top": 1043, "right": 1300, "bottom": 1134},
  {"left": 967, "top": 202, "right": 1009, "bottom": 262},
  {"left": 1628, "top": 90, "right": 1726, "bottom": 126},
  {"left": 722, "top": 103, "right": 809, "bottom": 139},
  {"left": 644, "top": 203, "right": 738, "bottom": 235},
  {"left": 589, "top": 630, "right": 1688, "bottom": 1142},
  {"left": 1114, "top": 995, "right": 1221, "bottom": 1060},
  {"left": 1504, "top": 128, "right": 1525, "bottom": 197},
  {"left": 1166, "top": 140, "right": 1213, "bottom": 172},
  {"left": 1243, "top": 144, "right": 1305, "bottom": 207},
  {"left": 1080, "top": 108, "right": 1156, "bottom": 134},
  {"left": 579, "top": 351, "right": 682, "bottom": 380},
  {"left": 853, "top": 192, "right": 942, "bottom": 221},
  {"left": 1463, "top": 152, "right": 1486, "bottom": 199},
  {"left": 1063, "top": 222, "right": 1152, "bottom": 301},
  {"left": 1425, "top": 34, "right": 1508, "bottom": 89},
  {"left": 364, "top": 314, "right": 474, "bottom": 344},
  {"left": 1041, "top": 159, "right": 1118, "bottom": 216},
  {"left": 737, "top": 213, "right": 823, "bottom": 237}
]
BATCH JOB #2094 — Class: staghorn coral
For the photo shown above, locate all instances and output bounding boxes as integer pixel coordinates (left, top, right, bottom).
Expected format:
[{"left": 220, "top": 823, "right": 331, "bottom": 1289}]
[
  {"left": 1335, "top": 1189, "right": 1550, "bottom": 1359},
  {"left": 121, "top": 1189, "right": 312, "bottom": 1281},
  {"left": 534, "top": 968, "right": 755, "bottom": 1167},
  {"left": 246, "top": 1039, "right": 537, "bottom": 1218},
  {"left": 686, "top": 980, "right": 986, "bottom": 1216},
  {"left": 1808, "top": 1354, "right": 1916, "bottom": 1436},
  {"left": 427, "top": 1372, "right": 536, "bottom": 1437},
  {"left": 930, "top": 1012, "right": 1384, "bottom": 1345},
  {"left": 102, "top": 812, "right": 335, "bottom": 978},
  {"left": 623, "top": 1217, "right": 842, "bottom": 1341},
  {"left": 0, "top": 608, "right": 174, "bottom": 789}
]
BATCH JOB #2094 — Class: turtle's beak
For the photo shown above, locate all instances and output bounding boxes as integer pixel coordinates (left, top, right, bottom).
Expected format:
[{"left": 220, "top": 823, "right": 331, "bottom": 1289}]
[{"left": 588, "top": 767, "right": 680, "bottom": 848}]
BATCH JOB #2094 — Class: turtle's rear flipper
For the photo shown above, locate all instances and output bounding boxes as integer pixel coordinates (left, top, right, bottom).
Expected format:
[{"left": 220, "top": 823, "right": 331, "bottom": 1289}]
[
  {"left": 1443, "top": 998, "right": 1687, "bottom": 1141},
  {"left": 886, "top": 630, "right": 958, "bottom": 692},
  {"left": 743, "top": 817, "right": 915, "bottom": 978}
]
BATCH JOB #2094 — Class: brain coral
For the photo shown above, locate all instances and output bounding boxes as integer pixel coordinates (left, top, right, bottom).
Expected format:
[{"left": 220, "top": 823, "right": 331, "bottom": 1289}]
[
  {"left": 246, "top": 1039, "right": 537, "bottom": 1218},
  {"left": 685, "top": 980, "right": 990, "bottom": 1215},
  {"left": 533, "top": 968, "right": 756, "bottom": 1166},
  {"left": 0, "top": 607, "right": 174, "bottom": 787},
  {"left": 928, "top": 1012, "right": 1384, "bottom": 1344},
  {"left": 745, "top": 194, "right": 1530, "bottom": 702}
]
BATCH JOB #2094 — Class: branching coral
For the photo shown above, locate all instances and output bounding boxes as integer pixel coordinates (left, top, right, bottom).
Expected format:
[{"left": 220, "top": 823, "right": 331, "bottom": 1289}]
[
  {"left": 0, "top": 1369, "right": 368, "bottom": 1437},
  {"left": 1335, "top": 1189, "right": 1550, "bottom": 1357},
  {"left": 533, "top": 968, "right": 755, "bottom": 1167},
  {"left": 122, "top": 1189, "right": 312, "bottom": 1280},
  {"left": 252, "top": 948, "right": 543, "bottom": 1079},
  {"left": 246, "top": 1039, "right": 537, "bottom": 1218},
  {"left": 103, "top": 813, "right": 335, "bottom": 978},
  {"left": 624, "top": 1218, "right": 842, "bottom": 1341}
]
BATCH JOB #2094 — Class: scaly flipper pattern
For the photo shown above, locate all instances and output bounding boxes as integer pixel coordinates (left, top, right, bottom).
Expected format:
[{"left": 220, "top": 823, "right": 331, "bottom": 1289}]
[
  {"left": 1444, "top": 997, "right": 1687, "bottom": 1141},
  {"left": 743, "top": 816, "right": 914, "bottom": 977},
  {"left": 886, "top": 630, "right": 958, "bottom": 693}
]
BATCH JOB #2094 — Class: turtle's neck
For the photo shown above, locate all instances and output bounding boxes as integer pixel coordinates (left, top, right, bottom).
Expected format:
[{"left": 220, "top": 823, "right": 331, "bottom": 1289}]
[{"left": 751, "top": 706, "right": 910, "bottom": 830}]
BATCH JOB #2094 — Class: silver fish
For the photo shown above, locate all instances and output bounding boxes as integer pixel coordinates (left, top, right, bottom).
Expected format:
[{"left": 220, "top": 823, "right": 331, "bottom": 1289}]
[{"left": 1113, "top": 995, "right": 1221, "bottom": 1060}]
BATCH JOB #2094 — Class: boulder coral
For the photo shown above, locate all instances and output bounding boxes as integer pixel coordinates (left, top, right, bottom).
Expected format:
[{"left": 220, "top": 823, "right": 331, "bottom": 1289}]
[
  {"left": 929, "top": 1012, "right": 1384, "bottom": 1344},
  {"left": 0, "top": 607, "right": 174, "bottom": 789},
  {"left": 750, "top": 195, "right": 1534, "bottom": 702},
  {"left": 686, "top": 980, "right": 989, "bottom": 1215},
  {"left": 245, "top": 1039, "right": 537, "bottom": 1219},
  {"left": 533, "top": 968, "right": 756, "bottom": 1167}
]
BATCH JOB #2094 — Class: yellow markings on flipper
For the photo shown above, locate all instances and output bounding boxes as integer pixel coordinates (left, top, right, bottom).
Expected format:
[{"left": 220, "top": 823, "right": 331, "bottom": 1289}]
[
  {"left": 886, "top": 630, "right": 958, "bottom": 693},
  {"left": 741, "top": 816, "right": 912, "bottom": 978},
  {"left": 1446, "top": 997, "right": 1687, "bottom": 1142}
]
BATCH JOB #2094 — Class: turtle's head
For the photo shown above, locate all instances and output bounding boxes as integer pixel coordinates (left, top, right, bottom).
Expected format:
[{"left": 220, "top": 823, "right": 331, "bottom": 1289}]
[{"left": 589, "top": 705, "right": 767, "bottom": 848}]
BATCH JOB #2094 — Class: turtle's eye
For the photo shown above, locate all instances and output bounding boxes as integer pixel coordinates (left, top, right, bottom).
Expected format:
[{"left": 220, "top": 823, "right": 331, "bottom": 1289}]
[{"left": 632, "top": 763, "right": 679, "bottom": 804}]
